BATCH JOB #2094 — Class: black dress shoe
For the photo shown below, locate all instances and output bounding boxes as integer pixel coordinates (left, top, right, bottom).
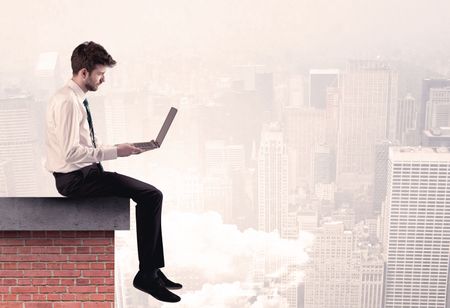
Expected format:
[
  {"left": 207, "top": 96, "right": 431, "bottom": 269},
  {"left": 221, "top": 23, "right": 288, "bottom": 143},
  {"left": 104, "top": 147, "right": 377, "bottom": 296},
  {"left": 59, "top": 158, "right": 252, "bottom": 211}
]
[
  {"left": 133, "top": 271, "right": 181, "bottom": 303},
  {"left": 157, "top": 269, "right": 183, "bottom": 290}
]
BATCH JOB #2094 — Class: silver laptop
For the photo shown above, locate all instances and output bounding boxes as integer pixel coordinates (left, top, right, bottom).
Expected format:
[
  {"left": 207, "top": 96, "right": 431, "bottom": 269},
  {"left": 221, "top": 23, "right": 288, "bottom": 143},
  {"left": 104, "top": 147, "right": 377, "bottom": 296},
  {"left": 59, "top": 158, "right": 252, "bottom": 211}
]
[{"left": 133, "top": 107, "right": 177, "bottom": 151}]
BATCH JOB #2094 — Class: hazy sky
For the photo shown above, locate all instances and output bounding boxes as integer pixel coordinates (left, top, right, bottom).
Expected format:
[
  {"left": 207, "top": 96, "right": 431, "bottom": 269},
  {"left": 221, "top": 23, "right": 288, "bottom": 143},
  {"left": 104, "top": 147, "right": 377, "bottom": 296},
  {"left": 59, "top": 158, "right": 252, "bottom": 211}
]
[{"left": 2, "top": 0, "right": 450, "bottom": 73}]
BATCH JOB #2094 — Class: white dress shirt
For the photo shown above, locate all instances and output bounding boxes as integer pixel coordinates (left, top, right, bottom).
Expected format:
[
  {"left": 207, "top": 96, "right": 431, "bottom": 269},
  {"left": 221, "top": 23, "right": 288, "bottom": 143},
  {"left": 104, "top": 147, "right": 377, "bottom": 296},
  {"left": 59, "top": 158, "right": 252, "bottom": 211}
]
[{"left": 45, "top": 79, "right": 117, "bottom": 173}]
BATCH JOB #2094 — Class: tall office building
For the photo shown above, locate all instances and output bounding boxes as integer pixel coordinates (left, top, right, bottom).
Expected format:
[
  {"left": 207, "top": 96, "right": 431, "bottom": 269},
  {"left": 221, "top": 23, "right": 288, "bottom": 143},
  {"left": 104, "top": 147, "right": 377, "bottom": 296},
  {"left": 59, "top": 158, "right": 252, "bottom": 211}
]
[
  {"left": 373, "top": 140, "right": 392, "bottom": 211},
  {"left": 360, "top": 255, "right": 384, "bottom": 308},
  {"left": 396, "top": 94, "right": 417, "bottom": 144},
  {"left": 309, "top": 69, "right": 339, "bottom": 109},
  {"left": 304, "top": 221, "right": 361, "bottom": 308},
  {"left": 383, "top": 147, "right": 450, "bottom": 308},
  {"left": 422, "top": 127, "right": 450, "bottom": 147},
  {"left": 257, "top": 124, "right": 289, "bottom": 237},
  {"left": 0, "top": 95, "right": 40, "bottom": 196},
  {"left": 419, "top": 78, "right": 450, "bottom": 133},
  {"left": 0, "top": 160, "right": 14, "bottom": 196},
  {"left": 336, "top": 60, "right": 398, "bottom": 189},
  {"left": 425, "top": 87, "right": 450, "bottom": 129},
  {"left": 283, "top": 106, "right": 327, "bottom": 190}
]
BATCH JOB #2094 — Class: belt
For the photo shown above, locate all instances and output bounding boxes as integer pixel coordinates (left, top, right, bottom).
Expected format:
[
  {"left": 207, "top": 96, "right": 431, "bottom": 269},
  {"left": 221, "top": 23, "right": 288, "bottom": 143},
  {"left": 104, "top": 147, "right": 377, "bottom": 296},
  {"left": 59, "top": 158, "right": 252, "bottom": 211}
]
[{"left": 53, "top": 163, "right": 103, "bottom": 178}]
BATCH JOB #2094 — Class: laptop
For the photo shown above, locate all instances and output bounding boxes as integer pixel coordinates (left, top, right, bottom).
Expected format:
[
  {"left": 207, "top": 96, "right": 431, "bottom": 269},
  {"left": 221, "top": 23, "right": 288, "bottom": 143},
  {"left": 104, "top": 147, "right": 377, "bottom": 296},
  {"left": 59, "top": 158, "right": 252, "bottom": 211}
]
[{"left": 133, "top": 107, "right": 178, "bottom": 151}]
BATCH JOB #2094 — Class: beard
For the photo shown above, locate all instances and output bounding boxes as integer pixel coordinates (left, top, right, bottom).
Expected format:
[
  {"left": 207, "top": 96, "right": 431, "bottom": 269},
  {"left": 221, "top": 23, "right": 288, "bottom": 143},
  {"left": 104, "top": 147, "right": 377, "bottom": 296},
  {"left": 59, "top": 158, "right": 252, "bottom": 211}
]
[{"left": 85, "top": 78, "right": 99, "bottom": 91}]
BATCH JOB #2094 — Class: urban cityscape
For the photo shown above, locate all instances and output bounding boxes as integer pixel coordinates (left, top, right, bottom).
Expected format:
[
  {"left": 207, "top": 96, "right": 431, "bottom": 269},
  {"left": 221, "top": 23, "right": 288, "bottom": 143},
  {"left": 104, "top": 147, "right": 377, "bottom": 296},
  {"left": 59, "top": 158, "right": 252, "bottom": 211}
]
[{"left": 1, "top": 1, "right": 450, "bottom": 307}]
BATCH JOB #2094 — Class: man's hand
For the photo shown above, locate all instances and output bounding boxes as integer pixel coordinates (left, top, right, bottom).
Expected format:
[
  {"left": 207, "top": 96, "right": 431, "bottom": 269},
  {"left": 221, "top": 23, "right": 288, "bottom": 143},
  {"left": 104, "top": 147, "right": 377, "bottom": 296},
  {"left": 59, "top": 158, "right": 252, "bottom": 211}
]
[{"left": 116, "top": 143, "right": 143, "bottom": 157}]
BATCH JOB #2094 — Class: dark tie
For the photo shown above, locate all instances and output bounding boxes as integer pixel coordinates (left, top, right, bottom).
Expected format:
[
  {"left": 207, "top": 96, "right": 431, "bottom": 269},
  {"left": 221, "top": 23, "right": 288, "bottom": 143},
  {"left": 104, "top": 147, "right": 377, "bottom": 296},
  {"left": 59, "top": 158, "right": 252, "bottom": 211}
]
[{"left": 83, "top": 99, "right": 103, "bottom": 172}]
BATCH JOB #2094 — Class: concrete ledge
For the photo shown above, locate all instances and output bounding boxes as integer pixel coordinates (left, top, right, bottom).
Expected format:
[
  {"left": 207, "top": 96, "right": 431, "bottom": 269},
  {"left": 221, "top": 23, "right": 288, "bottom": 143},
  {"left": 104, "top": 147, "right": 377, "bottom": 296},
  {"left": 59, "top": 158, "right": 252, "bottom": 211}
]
[{"left": 0, "top": 197, "right": 130, "bottom": 231}]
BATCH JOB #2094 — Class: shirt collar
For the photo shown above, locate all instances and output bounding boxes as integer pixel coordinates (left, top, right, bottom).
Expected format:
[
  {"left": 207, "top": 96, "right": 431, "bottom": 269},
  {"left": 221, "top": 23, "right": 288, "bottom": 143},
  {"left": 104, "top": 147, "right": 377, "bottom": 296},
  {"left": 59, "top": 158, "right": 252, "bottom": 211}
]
[{"left": 67, "top": 79, "right": 87, "bottom": 103}]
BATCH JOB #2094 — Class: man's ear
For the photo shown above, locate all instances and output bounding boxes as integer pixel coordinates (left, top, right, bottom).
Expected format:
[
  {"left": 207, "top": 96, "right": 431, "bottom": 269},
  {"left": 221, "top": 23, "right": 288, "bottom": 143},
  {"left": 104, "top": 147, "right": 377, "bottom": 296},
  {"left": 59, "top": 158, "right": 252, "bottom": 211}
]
[{"left": 80, "top": 68, "right": 89, "bottom": 79}]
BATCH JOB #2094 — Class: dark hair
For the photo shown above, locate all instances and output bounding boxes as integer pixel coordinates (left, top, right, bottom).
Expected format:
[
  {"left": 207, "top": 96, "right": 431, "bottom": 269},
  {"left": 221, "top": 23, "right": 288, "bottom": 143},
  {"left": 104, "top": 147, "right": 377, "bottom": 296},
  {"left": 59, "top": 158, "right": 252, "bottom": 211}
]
[{"left": 71, "top": 41, "right": 116, "bottom": 74}]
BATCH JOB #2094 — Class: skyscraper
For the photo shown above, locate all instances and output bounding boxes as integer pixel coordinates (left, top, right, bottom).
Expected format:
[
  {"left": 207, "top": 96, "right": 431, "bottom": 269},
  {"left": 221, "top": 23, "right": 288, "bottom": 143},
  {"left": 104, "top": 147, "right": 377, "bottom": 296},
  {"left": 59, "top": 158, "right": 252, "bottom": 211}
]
[
  {"left": 383, "top": 146, "right": 450, "bottom": 308},
  {"left": 336, "top": 60, "right": 398, "bottom": 189},
  {"left": 396, "top": 94, "right": 417, "bottom": 145},
  {"left": 309, "top": 69, "right": 339, "bottom": 109},
  {"left": 257, "top": 124, "right": 289, "bottom": 237},
  {"left": 425, "top": 87, "right": 450, "bottom": 129},
  {"left": 419, "top": 78, "right": 450, "bottom": 133},
  {"left": 304, "top": 221, "right": 361, "bottom": 308}
]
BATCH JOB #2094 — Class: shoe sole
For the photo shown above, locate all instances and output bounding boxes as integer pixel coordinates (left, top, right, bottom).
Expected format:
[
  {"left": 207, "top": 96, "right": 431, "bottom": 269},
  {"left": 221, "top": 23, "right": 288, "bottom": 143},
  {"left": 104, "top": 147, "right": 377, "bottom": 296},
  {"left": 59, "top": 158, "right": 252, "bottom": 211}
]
[{"left": 133, "top": 283, "right": 181, "bottom": 303}]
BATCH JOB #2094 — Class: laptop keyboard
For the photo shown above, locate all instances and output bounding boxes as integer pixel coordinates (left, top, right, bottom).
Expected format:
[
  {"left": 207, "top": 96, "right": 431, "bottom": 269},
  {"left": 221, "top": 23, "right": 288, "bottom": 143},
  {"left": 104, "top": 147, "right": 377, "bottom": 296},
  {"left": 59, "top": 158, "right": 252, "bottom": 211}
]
[{"left": 133, "top": 142, "right": 158, "bottom": 150}]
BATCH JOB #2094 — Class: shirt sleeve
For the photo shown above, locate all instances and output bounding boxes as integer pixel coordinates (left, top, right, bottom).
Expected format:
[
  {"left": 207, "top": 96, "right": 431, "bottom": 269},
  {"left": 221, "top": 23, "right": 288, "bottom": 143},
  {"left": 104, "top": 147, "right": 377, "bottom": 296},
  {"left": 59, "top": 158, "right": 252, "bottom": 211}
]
[{"left": 54, "top": 98, "right": 118, "bottom": 164}]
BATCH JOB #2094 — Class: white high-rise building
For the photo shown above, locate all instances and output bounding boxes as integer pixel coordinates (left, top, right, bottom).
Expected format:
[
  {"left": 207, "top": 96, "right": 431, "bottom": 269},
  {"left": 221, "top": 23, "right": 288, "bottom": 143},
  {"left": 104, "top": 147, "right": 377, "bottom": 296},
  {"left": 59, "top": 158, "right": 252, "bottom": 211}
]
[
  {"left": 383, "top": 146, "right": 450, "bottom": 308},
  {"left": 396, "top": 94, "right": 417, "bottom": 144},
  {"left": 336, "top": 60, "right": 398, "bottom": 189},
  {"left": 304, "top": 221, "right": 361, "bottom": 308},
  {"left": 257, "top": 124, "right": 288, "bottom": 237}
]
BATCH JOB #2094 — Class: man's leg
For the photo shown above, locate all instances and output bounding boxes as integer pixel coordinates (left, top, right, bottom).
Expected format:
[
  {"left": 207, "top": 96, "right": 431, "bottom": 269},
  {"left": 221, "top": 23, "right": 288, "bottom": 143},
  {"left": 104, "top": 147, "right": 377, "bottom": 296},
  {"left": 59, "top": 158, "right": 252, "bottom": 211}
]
[{"left": 59, "top": 167, "right": 165, "bottom": 271}]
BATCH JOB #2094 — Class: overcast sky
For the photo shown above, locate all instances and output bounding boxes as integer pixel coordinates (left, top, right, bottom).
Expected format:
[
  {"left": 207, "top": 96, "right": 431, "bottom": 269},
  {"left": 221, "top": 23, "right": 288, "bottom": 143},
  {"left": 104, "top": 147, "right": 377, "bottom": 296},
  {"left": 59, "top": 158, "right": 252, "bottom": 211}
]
[{"left": 1, "top": 0, "right": 450, "bottom": 72}]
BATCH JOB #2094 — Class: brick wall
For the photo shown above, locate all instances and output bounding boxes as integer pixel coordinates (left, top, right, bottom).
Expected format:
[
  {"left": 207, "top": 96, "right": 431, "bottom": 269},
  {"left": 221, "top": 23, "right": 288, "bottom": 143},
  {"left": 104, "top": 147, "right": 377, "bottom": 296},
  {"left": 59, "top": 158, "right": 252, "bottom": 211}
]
[{"left": 0, "top": 231, "right": 114, "bottom": 308}]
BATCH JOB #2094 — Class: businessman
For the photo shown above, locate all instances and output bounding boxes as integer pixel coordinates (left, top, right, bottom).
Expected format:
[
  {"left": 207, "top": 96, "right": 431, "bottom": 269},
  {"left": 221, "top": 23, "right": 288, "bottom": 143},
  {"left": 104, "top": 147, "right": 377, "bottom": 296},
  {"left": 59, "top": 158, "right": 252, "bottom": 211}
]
[{"left": 45, "top": 41, "right": 181, "bottom": 303}]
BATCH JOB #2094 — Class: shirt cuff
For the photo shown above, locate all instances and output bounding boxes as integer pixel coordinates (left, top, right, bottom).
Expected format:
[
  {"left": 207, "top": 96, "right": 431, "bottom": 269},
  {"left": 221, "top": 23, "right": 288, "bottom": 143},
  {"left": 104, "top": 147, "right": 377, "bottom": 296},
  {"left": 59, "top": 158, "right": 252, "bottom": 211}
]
[{"left": 102, "top": 145, "right": 118, "bottom": 161}]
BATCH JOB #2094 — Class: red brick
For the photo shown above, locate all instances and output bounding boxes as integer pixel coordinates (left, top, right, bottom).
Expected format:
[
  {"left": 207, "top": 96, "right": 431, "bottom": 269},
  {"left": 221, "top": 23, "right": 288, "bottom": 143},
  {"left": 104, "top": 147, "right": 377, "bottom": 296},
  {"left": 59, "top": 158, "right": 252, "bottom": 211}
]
[
  {"left": 11, "top": 286, "right": 38, "bottom": 293},
  {"left": 31, "top": 278, "right": 47, "bottom": 286},
  {"left": 89, "top": 231, "right": 106, "bottom": 237},
  {"left": 0, "top": 239, "right": 24, "bottom": 246},
  {"left": 97, "top": 255, "right": 114, "bottom": 262},
  {"left": 31, "top": 246, "right": 61, "bottom": 254},
  {"left": 18, "top": 278, "right": 32, "bottom": 285},
  {"left": 46, "top": 293, "right": 62, "bottom": 301},
  {"left": 45, "top": 231, "right": 61, "bottom": 237},
  {"left": 75, "top": 293, "right": 90, "bottom": 301},
  {"left": 98, "top": 286, "right": 114, "bottom": 293},
  {"left": 62, "top": 263, "right": 76, "bottom": 270},
  {"left": 105, "top": 293, "right": 114, "bottom": 301},
  {"left": 2, "top": 293, "right": 17, "bottom": 300},
  {"left": 60, "top": 279, "right": 75, "bottom": 286},
  {"left": 2, "top": 247, "right": 18, "bottom": 254},
  {"left": 18, "top": 263, "right": 32, "bottom": 270},
  {"left": 75, "top": 278, "right": 90, "bottom": 286},
  {"left": 47, "top": 263, "right": 62, "bottom": 270},
  {"left": 54, "top": 239, "right": 82, "bottom": 246},
  {"left": 23, "top": 270, "right": 52, "bottom": 277},
  {"left": 17, "top": 247, "right": 32, "bottom": 254},
  {"left": 0, "top": 303, "right": 21, "bottom": 308},
  {"left": 88, "top": 278, "right": 104, "bottom": 285},
  {"left": 61, "top": 293, "right": 77, "bottom": 301},
  {"left": 75, "top": 263, "right": 90, "bottom": 270},
  {"left": 105, "top": 263, "right": 114, "bottom": 270},
  {"left": 82, "top": 239, "right": 112, "bottom": 246},
  {"left": 54, "top": 303, "right": 82, "bottom": 308},
  {"left": 39, "top": 255, "right": 68, "bottom": 262},
  {"left": 90, "top": 247, "right": 105, "bottom": 254},
  {"left": 39, "top": 286, "right": 66, "bottom": 293},
  {"left": 52, "top": 270, "right": 81, "bottom": 277},
  {"left": 104, "top": 278, "right": 114, "bottom": 285},
  {"left": 68, "top": 286, "right": 97, "bottom": 293},
  {"left": 17, "top": 293, "right": 33, "bottom": 301},
  {"left": 69, "top": 255, "right": 97, "bottom": 262},
  {"left": 32, "top": 294, "right": 47, "bottom": 301},
  {"left": 31, "top": 263, "right": 47, "bottom": 270},
  {"left": 30, "top": 231, "right": 46, "bottom": 237},
  {"left": 24, "top": 303, "right": 53, "bottom": 308},
  {"left": 0, "top": 286, "right": 10, "bottom": 293},
  {"left": 0, "top": 270, "right": 23, "bottom": 277},
  {"left": 76, "top": 246, "right": 91, "bottom": 254},
  {"left": 4, "top": 262, "right": 18, "bottom": 270},
  {"left": 89, "top": 294, "right": 105, "bottom": 301},
  {"left": 83, "top": 303, "right": 113, "bottom": 308},
  {"left": 82, "top": 270, "right": 111, "bottom": 277},
  {"left": 61, "top": 231, "right": 77, "bottom": 238},
  {"left": 1, "top": 278, "right": 17, "bottom": 286},
  {"left": 25, "top": 239, "right": 53, "bottom": 246},
  {"left": 90, "top": 263, "right": 105, "bottom": 270},
  {"left": 61, "top": 247, "right": 76, "bottom": 254}
]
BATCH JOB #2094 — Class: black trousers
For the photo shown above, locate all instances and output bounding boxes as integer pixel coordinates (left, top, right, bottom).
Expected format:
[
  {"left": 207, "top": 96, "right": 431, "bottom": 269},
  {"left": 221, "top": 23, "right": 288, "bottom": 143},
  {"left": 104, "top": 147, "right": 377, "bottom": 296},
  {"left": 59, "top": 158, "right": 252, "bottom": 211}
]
[{"left": 53, "top": 163, "right": 165, "bottom": 272}]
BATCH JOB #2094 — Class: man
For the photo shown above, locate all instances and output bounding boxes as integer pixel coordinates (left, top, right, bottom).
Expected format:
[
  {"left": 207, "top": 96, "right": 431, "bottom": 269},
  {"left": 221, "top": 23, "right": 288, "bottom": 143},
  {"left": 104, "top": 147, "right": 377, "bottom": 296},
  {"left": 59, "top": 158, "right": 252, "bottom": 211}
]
[{"left": 45, "top": 41, "right": 181, "bottom": 303}]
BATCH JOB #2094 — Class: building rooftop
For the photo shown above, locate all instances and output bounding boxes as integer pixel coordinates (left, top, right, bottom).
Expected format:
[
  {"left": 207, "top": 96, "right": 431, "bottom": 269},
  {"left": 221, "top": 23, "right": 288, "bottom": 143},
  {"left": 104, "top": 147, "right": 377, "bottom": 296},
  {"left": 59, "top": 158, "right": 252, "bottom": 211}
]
[{"left": 390, "top": 146, "right": 450, "bottom": 161}]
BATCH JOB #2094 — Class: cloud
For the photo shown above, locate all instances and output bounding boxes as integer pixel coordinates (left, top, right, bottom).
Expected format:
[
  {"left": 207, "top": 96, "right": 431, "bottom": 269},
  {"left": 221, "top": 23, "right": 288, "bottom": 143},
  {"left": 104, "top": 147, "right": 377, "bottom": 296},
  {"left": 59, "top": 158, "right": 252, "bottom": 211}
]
[
  {"left": 162, "top": 211, "right": 313, "bottom": 283},
  {"left": 161, "top": 282, "right": 288, "bottom": 308}
]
